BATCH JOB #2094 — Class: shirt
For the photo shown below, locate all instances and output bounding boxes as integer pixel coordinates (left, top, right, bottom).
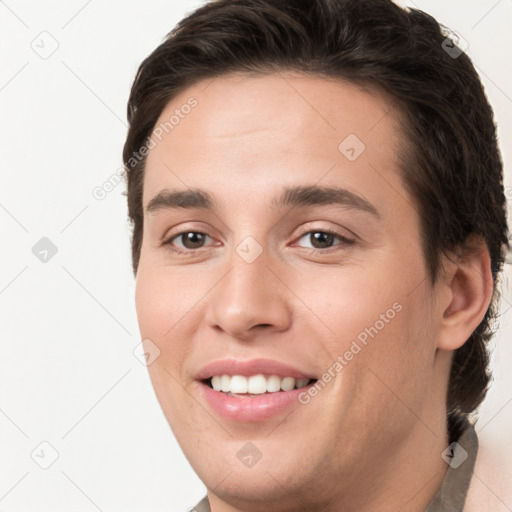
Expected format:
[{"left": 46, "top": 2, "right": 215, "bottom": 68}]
[{"left": 191, "top": 421, "right": 478, "bottom": 512}]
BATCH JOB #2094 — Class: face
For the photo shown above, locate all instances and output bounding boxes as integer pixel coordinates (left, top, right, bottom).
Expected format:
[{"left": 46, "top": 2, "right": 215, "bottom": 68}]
[{"left": 135, "top": 74, "right": 450, "bottom": 510}]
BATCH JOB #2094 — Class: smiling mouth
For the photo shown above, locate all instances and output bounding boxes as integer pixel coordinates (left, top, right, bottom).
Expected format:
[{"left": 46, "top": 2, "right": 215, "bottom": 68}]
[{"left": 202, "top": 374, "right": 317, "bottom": 396}]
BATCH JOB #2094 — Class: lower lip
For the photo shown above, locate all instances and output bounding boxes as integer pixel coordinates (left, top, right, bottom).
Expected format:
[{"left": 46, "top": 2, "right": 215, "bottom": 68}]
[{"left": 198, "top": 381, "right": 315, "bottom": 422}]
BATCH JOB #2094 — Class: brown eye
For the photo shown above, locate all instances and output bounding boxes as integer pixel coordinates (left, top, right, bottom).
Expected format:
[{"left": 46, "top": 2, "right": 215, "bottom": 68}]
[
  {"left": 178, "top": 232, "right": 208, "bottom": 249},
  {"left": 296, "top": 229, "right": 354, "bottom": 251},
  {"left": 308, "top": 231, "right": 336, "bottom": 249},
  {"left": 164, "top": 231, "right": 213, "bottom": 253}
]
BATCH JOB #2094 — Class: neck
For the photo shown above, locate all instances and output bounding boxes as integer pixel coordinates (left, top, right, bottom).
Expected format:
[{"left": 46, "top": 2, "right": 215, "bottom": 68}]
[{"left": 364, "top": 415, "right": 450, "bottom": 512}]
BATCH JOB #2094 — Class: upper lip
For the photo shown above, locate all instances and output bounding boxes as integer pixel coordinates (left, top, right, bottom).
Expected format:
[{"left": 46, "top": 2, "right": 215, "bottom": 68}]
[{"left": 196, "top": 358, "right": 316, "bottom": 380}]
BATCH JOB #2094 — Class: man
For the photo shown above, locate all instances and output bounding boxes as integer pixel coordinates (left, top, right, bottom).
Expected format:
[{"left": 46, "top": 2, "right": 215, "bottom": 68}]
[{"left": 122, "top": 0, "right": 510, "bottom": 510}]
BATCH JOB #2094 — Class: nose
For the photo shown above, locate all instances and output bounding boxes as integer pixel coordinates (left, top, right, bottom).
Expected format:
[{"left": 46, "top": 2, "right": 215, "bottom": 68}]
[{"left": 204, "top": 246, "right": 292, "bottom": 341}]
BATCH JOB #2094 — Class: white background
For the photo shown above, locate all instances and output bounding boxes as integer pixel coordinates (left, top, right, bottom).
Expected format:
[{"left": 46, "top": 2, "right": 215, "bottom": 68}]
[{"left": 1, "top": 1, "right": 511, "bottom": 511}]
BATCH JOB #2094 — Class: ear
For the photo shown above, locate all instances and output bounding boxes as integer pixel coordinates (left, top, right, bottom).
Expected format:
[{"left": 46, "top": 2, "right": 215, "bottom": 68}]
[{"left": 437, "top": 237, "right": 494, "bottom": 351}]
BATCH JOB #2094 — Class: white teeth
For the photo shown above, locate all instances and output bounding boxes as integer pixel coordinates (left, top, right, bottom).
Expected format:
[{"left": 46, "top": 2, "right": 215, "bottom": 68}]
[
  {"left": 208, "top": 374, "right": 313, "bottom": 394},
  {"left": 248, "top": 375, "right": 267, "bottom": 394},
  {"left": 230, "top": 375, "right": 248, "bottom": 394},
  {"left": 266, "top": 375, "right": 282, "bottom": 393},
  {"left": 221, "top": 374, "right": 231, "bottom": 392},
  {"left": 296, "top": 378, "right": 309, "bottom": 388},
  {"left": 211, "top": 375, "right": 222, "bottom": 391},
  {"left": 281, "top": 377, "right": 295, "bottom": 391}
]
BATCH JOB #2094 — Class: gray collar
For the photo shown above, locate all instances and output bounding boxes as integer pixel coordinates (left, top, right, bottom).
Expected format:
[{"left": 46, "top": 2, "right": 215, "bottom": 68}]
[{"left": 425, "top": 421, "right": 478, "bottom": 512}]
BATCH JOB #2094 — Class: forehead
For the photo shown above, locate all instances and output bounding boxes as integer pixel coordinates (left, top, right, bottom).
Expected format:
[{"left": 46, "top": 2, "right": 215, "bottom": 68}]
[{"left": 143, "top": 73, "right": 408, "bottom": 218}]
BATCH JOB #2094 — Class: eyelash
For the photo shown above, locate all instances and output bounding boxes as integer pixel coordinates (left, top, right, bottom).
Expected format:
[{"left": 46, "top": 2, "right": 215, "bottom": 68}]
[{"left": 162, "top": 228, "right": 354, "bottom": 255}]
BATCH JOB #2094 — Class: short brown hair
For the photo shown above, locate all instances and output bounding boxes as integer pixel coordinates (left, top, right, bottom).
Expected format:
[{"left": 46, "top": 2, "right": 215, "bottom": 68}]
[{"left": 122, "top": 0, "right": 509, "bottom": 422}]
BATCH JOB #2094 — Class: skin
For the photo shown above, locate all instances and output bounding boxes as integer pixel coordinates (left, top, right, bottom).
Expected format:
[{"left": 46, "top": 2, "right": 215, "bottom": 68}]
[{"left": 135, "top": 73, "right": 493, "bottom": 512}]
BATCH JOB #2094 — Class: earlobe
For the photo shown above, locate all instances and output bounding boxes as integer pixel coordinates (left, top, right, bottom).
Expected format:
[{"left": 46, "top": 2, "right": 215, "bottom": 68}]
[{"left": 437, "top": 239, "right": 493, "bottom": 351}]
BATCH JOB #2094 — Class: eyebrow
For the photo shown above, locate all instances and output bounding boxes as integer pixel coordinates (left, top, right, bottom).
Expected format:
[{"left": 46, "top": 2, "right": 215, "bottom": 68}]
[{"left": 146, "top": 185, "right": 380, "bottom": 218}]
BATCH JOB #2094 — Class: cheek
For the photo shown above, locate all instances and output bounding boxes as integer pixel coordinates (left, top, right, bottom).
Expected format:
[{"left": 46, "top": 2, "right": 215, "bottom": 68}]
[
  {"left": 134, "top": 264, "right": 193, "bottom": 374},
  {"left": 292, "top": 261, "right": 411, "bottom": 358},
  {"left": 349, "top": 291, "right": 437, "bottom": 427},
  {"left": 135, "top": 258, "right": 200, "bottom": 338},
  {"left": 306, "top": 252, "right": 436, "bottom": 413},
  {"left": 135, "top": 267, "right": 168, "bottom": 340},
  {"left": 135, "top": 266, "right": 201, "bottom": 434}
]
